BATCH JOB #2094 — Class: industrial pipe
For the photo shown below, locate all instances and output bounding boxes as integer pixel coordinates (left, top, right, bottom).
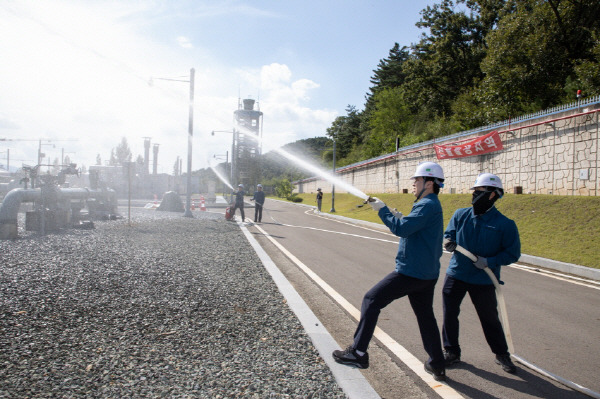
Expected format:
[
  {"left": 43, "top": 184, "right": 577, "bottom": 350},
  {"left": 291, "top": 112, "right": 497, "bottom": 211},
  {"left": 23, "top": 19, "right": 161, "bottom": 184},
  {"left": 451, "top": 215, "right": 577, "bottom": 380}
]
[
  {"left": 0, "top": 188, "right": 40, "bottom": 239},
  {"left": 0, "top": 187, "right": 117, "bottom": 239}
]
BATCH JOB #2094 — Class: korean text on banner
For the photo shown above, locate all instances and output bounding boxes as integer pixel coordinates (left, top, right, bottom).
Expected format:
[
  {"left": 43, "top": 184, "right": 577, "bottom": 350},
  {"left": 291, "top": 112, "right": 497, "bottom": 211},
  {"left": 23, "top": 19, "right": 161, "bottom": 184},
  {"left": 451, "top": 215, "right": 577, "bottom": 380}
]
[{"left": 434, "top": 131, "right": 503, "bottom": 160}]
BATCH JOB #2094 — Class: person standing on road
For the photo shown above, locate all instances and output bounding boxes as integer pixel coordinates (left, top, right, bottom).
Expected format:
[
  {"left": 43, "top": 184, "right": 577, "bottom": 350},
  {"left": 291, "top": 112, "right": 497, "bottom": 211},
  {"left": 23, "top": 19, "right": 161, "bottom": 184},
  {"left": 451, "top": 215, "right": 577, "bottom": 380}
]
[
  {"left": 332, "top": 161, "right": 447, "bottom": 381},
  {"left": 250, "top": 184, "right": 265, "bottom": 223},
  {"left": 230, "top": 184, "right": 246, "bottom": 222},
  {"left": 316, "top": 188, "right": 323, "bottom": 213},
  {"left": 442, "top": 173, "right": 521, "bottom": 374}
]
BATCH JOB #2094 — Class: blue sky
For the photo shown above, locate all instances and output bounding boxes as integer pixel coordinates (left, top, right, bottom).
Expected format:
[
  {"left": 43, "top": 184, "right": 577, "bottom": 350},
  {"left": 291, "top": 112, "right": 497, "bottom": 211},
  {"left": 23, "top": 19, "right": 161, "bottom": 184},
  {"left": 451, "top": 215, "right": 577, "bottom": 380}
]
[{"left": 0, "top": 1, "right": 435, "bottom": 172}]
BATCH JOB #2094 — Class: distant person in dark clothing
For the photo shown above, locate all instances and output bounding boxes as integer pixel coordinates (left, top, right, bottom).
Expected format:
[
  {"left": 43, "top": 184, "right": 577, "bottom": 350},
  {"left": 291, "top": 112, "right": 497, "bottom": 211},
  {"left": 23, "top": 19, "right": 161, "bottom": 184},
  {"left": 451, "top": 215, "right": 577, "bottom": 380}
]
[
  {"left": 250, "top": 184, "right": 265, "bottom": 223},
  {"left": 230, "top": 184, "right": 245, "bottom": 222},
  {"left": 316, "top": 188, "right": 323, "bottom": 212}
]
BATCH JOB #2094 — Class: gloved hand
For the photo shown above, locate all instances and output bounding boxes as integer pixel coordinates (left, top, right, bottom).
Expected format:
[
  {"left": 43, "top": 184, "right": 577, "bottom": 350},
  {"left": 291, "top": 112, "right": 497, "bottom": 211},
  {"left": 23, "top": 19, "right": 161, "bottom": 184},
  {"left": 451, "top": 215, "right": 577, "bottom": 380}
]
[
  {"left": 369, "top": 197, "right": 386, "bottom": 211},
  {"left": 443, "top": 239, "right": 457, "bottom": 252},
  {"left": 391, "top": 208, "right": 403, "bottom": 219},
  {"left": 473, "top": 256, "right": 488, "bottom": 269}
]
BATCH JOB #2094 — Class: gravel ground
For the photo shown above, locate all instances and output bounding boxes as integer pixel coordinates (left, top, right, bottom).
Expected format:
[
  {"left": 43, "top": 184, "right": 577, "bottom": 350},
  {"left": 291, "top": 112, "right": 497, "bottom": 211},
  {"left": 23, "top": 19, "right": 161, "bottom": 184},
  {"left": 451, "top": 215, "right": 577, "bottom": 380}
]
[{"left": 0, "top": 209, "right": 347, "bottom": 398}]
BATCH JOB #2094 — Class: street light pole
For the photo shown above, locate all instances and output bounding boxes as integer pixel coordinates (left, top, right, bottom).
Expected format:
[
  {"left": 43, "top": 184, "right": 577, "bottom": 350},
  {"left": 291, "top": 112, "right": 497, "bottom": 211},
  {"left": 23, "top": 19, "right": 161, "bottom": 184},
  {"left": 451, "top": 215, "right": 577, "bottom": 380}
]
[
  {"left": 330, "top": 137, "right": 336, "bottom": 213},
  {"left": 183, "top": 68, "right": 195, "bottom": 218},
  {"left": 149, "top": 69, "right": 195, "bottom": 218}
]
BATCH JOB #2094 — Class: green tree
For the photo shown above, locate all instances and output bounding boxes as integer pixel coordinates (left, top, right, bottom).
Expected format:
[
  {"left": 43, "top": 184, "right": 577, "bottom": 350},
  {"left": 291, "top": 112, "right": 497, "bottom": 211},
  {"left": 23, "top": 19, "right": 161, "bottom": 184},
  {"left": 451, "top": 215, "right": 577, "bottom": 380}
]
[
  {"left": 109, "top": 149, "right": 117, "bottom": 166},
  {"left": 403, "top": 0, "right": 491, "bottom": 117},
  {"left": 114, "top": 137, "right": 132, "bottom": 165},
  {"left": 274, "top": 178, "right": 293, "bottom": 198},
  {"left": 325, "top": 105, "right": 363, "bottom": 163},
  {"left": 366, "top": 87, "right": 416, "bottom": 158},
  {"left": 573, "top": 37, "right": 600, "bottom": 96},
  {"left": 478, "top": 0, "right": 600, "bottom": 119},
  {"left": 364, "top": 44, "right": 410, "bottom": 118}
]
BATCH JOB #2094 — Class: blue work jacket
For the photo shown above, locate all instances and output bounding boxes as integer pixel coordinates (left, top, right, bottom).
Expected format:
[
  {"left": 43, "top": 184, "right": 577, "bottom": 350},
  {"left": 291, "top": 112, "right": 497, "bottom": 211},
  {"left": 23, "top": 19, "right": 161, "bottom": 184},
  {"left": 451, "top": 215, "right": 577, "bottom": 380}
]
[
  {"left": 252, "top": 191, "right": 265, "bottom": 205},
  {"left": 378, "top": 193, "right": 443, "bottom": 280},
  {"left": 233, "top": 190, "right": 245, "bottom": 206},
  {"left": 445, "top": 207, "right": 521, "bottom": 285}
]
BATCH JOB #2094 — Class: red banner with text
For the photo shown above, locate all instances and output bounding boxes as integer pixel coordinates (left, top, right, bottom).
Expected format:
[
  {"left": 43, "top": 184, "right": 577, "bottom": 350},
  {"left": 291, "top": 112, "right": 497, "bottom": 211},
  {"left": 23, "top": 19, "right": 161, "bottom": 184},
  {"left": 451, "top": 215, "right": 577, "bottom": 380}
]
[{"left": 434, "top": 131, "right": 503, "bottom": 160}]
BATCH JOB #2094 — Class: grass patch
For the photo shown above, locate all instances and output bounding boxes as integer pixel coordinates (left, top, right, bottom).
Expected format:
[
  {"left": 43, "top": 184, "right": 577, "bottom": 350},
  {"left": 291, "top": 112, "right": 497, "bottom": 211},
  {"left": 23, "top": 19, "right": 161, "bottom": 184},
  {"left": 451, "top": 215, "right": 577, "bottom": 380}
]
[{"left": 280, "top": 193, "right": 600, "bottom": 269}]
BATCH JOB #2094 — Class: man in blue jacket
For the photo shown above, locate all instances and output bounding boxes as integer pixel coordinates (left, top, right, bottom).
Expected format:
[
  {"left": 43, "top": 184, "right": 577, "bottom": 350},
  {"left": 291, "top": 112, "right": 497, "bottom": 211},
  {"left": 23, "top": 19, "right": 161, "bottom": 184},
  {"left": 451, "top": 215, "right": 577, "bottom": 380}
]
[
  {"left": 442, "top": 173, "right": 521, "bottom": 373},
  {"left": 332, "top": 162, "right": 447, "bottom": 381},
  {"left": 250, "top": 184, "right": 265, "bottom": 223}
]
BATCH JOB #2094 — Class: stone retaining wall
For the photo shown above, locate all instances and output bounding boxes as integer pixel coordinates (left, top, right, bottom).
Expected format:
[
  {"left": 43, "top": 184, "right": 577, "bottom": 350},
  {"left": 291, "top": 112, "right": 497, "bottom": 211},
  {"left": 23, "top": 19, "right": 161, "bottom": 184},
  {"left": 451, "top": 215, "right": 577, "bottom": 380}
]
[{"left": 296, "top": 105, "right": 600, "bottom": 196}]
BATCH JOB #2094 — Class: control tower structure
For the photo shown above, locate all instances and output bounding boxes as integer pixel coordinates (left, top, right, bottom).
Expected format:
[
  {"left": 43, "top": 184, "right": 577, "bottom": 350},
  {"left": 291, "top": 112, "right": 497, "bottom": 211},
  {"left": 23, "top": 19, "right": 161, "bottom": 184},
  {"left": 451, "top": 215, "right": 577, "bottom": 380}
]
[{"left": 233, "top": 98, "right": 263, "bottom": 187}]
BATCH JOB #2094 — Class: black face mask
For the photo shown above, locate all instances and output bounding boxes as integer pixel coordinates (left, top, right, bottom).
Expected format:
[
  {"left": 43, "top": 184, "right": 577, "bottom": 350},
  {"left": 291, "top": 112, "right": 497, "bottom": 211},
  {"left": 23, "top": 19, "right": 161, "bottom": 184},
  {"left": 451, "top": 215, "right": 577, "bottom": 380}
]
[{"left": 472, "top": 191, "right": 496, "bottom": 215}]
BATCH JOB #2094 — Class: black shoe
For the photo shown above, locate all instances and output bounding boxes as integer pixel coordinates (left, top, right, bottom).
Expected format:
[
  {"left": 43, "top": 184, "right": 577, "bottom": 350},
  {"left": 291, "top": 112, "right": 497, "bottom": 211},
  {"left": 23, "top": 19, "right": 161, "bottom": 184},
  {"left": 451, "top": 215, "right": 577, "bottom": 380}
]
[
  {"left": 495, "top": 354, "right": 517, "bottom": 374},
  {"left": 332, "top": 346, "right": 369, "bottom": 369},
  {"left": 424, "top": 361, "right": 447, "bottom": 381},
  {"left": 444, "top": 350, "right": 460, "bottom": 366}
]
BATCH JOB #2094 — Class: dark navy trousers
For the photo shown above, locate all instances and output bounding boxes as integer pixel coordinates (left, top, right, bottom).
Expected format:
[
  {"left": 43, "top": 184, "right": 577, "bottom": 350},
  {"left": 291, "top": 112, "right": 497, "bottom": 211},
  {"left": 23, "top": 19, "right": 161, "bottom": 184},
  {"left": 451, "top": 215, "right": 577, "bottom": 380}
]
[
  {"left": 353, "top": 271, "right": 445, "bottom": 369},
  {"left": 231, "top": 204, "right": 245, "bottom": 221},
  {"left": 254, "top": 203, "right": 263, "bottom": 222},
  {"left": 442, "top": 275, "right": 509, "bottom": 356}
]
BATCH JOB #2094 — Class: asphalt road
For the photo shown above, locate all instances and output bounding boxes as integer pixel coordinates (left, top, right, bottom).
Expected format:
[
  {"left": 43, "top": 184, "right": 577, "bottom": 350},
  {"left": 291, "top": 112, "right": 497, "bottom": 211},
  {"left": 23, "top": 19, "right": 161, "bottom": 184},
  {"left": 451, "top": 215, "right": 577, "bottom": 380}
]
[{"left": 245, "top": 198, "right": 600, "bottom": 399}]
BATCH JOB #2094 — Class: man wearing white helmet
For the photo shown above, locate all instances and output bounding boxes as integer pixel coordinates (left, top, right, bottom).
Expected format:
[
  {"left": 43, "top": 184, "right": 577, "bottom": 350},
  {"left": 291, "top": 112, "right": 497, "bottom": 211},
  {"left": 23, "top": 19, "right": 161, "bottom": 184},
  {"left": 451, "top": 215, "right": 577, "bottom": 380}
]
[
  {"left": 250, "top": 184, "right": 265, "bottom": 223},
  {"left": 332, "top": 161, "right": 447, "bottom": 381},
  {"left": 442, "top": 173, "right": 521, "bottom": 374},
  {"left": 230, "top": 184, "right": 246, "bottom": 222}
]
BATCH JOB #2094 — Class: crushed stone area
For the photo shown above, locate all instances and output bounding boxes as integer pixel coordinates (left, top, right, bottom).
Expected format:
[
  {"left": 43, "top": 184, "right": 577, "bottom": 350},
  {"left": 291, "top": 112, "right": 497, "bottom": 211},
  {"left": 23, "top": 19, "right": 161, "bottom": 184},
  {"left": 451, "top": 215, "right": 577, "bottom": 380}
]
[{"left": 0, "top": 210, "right": 346, "bottom": 398}]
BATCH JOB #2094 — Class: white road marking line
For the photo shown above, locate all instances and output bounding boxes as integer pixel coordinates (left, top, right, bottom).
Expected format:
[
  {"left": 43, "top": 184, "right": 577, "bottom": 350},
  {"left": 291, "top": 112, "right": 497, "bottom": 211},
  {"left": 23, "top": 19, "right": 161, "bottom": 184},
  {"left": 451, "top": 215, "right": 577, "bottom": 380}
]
[
  {"left": 307, "top": 209, "right": 397, "bottom": 237},
  {"left": 252, "top": 223, "right": 464, "bottom": 399},
  {"left": 276, "top": 222, "right": 398, "bottom": 244},
  {"left": 509, "top": 264, "right": 600, "bottom": 290}
]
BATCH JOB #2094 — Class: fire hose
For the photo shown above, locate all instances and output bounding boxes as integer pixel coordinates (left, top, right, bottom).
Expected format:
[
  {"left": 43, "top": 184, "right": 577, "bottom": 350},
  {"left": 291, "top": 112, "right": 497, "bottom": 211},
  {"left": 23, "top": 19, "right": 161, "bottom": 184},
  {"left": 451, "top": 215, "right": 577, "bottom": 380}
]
[{"left": 446, "top": 240, "right": 600, "bottom": 399}]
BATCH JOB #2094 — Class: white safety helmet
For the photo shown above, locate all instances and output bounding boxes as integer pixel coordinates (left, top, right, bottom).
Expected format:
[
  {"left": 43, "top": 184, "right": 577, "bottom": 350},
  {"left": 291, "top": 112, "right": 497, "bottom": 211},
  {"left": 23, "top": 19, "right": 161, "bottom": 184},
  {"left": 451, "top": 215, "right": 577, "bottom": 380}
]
[
  {"left": 472, "top": 173, "right": 502, "bottom": 189},
  {"left": 472, "top": 173, "right": 503, "bottom": 197},
  {"left": 257, "top": 184, "right": 262, "bottom": 188},
  {"left": 411, "top": 162, "right": 445, "bottom": 182},
  {"left": 238, "top": 184, "right": 244, "bottom": 188}
]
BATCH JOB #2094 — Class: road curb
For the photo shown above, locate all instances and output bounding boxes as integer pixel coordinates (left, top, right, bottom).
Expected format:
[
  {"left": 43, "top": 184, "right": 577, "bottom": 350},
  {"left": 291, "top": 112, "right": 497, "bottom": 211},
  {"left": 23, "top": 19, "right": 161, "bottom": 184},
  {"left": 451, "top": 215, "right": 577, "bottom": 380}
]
[{"left": 518, "top": 254, "right": 600, "bottom": 280}]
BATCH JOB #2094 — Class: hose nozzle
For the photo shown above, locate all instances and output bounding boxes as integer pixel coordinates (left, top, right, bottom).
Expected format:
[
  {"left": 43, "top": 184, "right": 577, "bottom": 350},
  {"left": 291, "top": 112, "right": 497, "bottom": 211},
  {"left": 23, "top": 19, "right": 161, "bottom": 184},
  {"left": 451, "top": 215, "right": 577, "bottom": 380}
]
[{"left": 363, "top": 196, "right": 376, "bottom": 204}]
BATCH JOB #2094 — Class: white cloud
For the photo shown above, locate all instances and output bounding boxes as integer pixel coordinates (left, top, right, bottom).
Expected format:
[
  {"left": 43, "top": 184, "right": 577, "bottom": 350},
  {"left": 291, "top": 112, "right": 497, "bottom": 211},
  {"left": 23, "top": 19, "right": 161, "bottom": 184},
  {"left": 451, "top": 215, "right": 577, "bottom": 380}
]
[
  {"left": 177, "top": 36, "right": 193, "bottom": 48},
  {"left": 260, "top": 63, "right": 293, "bottom": 90}
]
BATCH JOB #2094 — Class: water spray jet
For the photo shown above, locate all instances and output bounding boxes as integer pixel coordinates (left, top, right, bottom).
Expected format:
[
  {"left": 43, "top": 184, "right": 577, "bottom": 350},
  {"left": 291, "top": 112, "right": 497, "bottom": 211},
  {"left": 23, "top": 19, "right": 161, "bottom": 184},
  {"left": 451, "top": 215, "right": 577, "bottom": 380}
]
[
  {"left": 209, "top": 161, "right": 234, "bottom": 191},
  {"left": 239, "top": 128, "right": 369, "bottom": 201}
]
